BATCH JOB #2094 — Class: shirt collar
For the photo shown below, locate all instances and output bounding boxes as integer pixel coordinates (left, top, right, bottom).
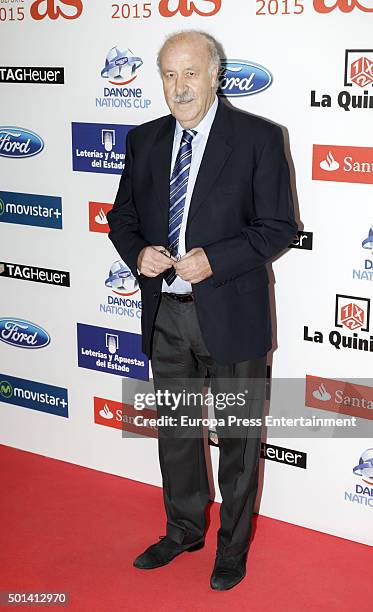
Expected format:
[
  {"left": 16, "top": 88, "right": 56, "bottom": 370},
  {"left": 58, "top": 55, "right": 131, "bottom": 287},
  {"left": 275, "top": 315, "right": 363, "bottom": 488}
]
[{"left": 175, "top": 95, "right": 218, "bottom": 137}]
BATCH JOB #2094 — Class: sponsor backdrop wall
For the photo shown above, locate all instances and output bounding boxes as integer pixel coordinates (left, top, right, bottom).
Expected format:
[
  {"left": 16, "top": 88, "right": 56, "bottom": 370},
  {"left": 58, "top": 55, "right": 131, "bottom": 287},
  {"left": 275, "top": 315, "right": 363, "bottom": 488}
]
[{"left": 1, "top": 0, "right": 373, "bottom": 547}]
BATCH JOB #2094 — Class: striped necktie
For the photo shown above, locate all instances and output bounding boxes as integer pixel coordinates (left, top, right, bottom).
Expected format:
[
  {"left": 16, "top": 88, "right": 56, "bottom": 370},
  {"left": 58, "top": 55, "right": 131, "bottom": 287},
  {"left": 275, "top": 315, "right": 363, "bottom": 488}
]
[{"left": 164, "top": 128, "right": 197, "bottom": 286}]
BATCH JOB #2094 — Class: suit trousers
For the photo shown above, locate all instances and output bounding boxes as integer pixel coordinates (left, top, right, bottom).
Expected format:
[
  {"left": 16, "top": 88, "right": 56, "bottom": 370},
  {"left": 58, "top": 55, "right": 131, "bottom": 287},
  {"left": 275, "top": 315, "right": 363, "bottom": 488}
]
[{"left": 151, "top": 293, "right": 267, "bottom": 558}]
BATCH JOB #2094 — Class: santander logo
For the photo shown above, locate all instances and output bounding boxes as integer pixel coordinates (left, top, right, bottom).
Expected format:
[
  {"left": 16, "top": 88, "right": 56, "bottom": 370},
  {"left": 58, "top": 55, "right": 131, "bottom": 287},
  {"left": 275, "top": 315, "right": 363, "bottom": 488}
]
[
  {"left": 313, "top": 0, "right": 373, "bottom": 12},
  {"left": 158, "top": 0, "right": 221, "bottom": 17},
  {"left": 94, "top": 396, "right": 158, "bottom": 438},
  {"left": 306, "top": 375, "right": 373, "bottom": 421},
  {"left": 320, "top": 151, "right": 340, "bottom": 171},
  {"left": 89, "top": 201, "right": 112, "bottom": 233},
  {"left": 30, "top": 0, "right": 83, "bottom": 20},
  {"left": 312, "top": 144, "right": 373, "bottom": 185}
]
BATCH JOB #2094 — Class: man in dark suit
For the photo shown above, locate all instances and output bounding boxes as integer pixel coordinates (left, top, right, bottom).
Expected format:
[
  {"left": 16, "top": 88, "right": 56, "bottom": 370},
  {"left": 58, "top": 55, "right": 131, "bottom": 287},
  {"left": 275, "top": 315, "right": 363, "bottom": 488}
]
[{"left": 108, "top": 30, "right": 297, "bottom": 591}]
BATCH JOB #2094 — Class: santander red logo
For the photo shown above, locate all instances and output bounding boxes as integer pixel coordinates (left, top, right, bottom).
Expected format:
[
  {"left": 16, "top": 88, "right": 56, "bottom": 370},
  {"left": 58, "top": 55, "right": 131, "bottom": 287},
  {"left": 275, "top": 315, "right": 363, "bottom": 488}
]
[
  {"left": 30, "top": 0, "right": 83, "bottom": 20},
  {"left": 314, "top": 0, "right": 373, "bottom": 12},
  {"left": 305, "top": 375, "right": 373, "bottom": 421},
  {"left": 312, "top": 145, "right": 373, "bottom": 185},
  {"left": 89, "top": 202, "right": 112, "bottom": 234},
  {"left": 94, "top": 396, "right": 158, "bottom": 438},
  {"left": 158, "top": 0, "right": 221, "bottom": 17}
]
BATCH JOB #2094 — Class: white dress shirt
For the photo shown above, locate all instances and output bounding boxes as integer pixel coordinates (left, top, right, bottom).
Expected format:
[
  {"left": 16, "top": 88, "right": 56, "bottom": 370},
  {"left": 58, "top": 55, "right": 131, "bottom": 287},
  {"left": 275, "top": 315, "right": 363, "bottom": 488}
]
[{"left": 162, "top": 96, "right": 219, "bottom": 294}]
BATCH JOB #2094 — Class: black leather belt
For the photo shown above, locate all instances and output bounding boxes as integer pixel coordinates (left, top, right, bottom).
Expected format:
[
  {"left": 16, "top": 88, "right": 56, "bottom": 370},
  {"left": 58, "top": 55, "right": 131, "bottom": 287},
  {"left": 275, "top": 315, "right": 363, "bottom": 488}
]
[{"left": 162, "top": 292, "right": 194, "bottom": 303}]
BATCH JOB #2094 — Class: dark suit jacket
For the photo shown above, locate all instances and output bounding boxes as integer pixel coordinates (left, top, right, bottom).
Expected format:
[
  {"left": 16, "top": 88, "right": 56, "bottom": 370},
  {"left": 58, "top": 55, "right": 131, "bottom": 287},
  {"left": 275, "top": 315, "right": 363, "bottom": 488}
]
[{"left": 107, "top": 100, "right": 297, "bottom": 364}]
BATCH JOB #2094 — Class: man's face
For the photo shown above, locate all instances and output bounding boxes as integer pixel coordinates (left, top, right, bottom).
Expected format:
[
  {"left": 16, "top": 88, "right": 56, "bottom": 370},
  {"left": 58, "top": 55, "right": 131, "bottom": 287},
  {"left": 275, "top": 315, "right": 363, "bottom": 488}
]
[{"left": 160, "top": 36, "right": 218, "bottom": 129}]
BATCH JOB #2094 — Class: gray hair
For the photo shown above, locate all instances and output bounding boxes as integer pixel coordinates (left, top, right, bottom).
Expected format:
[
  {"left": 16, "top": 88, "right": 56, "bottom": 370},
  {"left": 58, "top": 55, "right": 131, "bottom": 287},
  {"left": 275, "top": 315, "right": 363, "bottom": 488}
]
[{"left": 157, "top": 30, "right": 221, "bottom": 76}]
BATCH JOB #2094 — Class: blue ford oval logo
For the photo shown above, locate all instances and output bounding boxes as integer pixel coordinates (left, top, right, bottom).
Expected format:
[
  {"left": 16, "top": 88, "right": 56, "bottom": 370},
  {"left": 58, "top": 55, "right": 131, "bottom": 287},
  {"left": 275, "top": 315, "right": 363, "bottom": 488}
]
[
  {"left": 0, "top": 318, "right": 50, "bottom": 349},
  {"left": 0, "top": 126, "right": 44, "bottom": 158},
  {"left": 218, "top": 60, "right": 273, "bottom": 97}
]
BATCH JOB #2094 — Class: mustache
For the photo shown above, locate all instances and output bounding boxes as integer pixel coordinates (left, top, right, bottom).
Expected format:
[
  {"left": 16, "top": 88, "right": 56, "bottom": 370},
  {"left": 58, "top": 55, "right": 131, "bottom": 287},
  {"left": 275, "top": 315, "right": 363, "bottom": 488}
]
[{"left": 172, "top": 91, "right": 197, "bottom": 103}]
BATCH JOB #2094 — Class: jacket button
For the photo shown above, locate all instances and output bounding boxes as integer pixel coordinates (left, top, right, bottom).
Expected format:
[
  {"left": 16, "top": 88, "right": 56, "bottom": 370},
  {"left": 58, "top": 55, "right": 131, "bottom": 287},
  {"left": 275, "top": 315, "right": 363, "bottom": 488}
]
[{"left": 153, "top": 291, "right": 158, "bottom": 298}]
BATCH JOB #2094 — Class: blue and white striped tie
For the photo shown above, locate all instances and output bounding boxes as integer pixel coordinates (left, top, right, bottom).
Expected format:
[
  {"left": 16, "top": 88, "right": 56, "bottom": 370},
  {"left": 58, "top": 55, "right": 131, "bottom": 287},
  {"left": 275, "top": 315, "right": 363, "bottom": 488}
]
[{"left": 164, "top": 129, "right": 197, "bottom": 286}]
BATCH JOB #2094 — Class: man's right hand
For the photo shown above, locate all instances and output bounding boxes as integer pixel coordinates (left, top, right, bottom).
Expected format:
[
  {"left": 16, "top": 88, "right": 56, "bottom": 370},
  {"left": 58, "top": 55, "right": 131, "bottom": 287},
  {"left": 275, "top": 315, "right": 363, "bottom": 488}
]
[{"left": 137, "top": 246, "right": 174, "bottom": 278}]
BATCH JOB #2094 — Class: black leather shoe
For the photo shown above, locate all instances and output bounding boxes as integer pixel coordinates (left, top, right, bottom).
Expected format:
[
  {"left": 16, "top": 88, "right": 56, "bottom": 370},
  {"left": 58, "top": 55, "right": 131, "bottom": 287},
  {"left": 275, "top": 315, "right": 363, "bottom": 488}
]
[
  {"left": 133, "top": 536, "right": 205, "bottom": 569},
  {"left": 210, "top": 551, "right": 247, "bottom": 591}
]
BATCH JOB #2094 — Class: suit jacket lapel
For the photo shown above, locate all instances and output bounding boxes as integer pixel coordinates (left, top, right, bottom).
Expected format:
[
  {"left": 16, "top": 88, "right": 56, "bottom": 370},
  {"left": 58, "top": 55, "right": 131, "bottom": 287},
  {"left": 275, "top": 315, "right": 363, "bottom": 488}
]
[
  {"left": 149, "top": 102, "right": 233, "bottom": 227},
  {"left": 187, "top": 101, "right": 233, "bottom": 224},
  {"left": 150, "top": 114, "right": 175, "bottom": 221}
]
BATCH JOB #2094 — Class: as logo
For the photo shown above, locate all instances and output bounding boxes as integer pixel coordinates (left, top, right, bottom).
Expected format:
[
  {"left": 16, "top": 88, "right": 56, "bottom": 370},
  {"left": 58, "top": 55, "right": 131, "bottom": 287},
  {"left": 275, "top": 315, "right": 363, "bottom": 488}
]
[
  {"left": 0, "top": 380, "right": 13, "bottom": 399},
  {"left": 313, "top": 0, "right": 373, "bottom": 12},
  {"left": 158, "top": 0, "right": 221, "bottom": 17},
  {"left": 30, "top": 0, "right": 83, "bottom": 20}
]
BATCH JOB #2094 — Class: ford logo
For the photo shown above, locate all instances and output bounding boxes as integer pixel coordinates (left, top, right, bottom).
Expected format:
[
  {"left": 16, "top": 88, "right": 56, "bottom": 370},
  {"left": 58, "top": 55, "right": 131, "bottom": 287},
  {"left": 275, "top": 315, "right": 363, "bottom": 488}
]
[
  {"left": 218, "top": 60, "right": 273, "bottom": 97},
  {"left": 0, "top": 318, "right": 50, "bottom": 349},
  {"left": 0, "top": 126, "right": 44, "bottom": 158}
]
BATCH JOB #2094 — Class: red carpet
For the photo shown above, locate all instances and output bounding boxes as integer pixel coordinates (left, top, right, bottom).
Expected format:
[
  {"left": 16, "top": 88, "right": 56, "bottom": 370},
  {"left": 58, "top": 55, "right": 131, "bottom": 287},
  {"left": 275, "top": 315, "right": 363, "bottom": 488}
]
[{"left": 0, "top": 444, "right": 371, "bottom": 611}]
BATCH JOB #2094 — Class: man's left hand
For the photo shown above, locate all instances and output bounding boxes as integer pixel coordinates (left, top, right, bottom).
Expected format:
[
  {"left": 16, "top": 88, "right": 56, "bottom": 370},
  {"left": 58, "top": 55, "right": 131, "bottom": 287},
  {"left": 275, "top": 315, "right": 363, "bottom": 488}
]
[{"left": 174, "top": 248, "right": 213, "bottom": 284}]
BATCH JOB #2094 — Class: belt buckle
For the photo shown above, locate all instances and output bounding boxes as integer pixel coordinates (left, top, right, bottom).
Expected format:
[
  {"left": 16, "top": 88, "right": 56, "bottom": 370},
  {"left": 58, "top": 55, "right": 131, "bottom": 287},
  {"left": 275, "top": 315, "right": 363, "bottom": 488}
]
[
  {"left": 164, "top": 292, "right": 193, "bottom": 302},
  {"left": 178, "top": 292, "right": 193, "bottom": 303}
]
